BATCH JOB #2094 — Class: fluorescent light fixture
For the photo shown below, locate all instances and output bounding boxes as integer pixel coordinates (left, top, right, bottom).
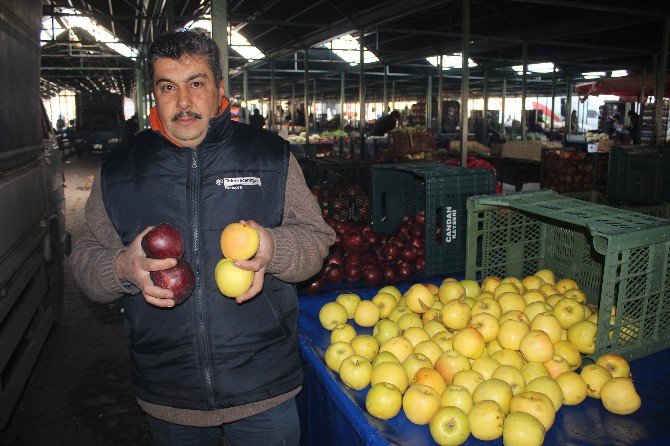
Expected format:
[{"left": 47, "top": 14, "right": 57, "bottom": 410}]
[
  {"left": 185, "top": 20, "right": 265, "bottom": 61},
  {"left": 323, "top": 34, "right": 379, "bottom": 65},
  {"left": 41, "top": 8, "right": 137, "bottom": 59},
  {"left": 512, "top": 62, "right": 555, "bottom": 75},
  {"left": 582, "top": 71, "right": 606, "bottom": 79},
  {"left": 426, "top": 53, "right": 477, "bottom": 69},
  {"left": 611, "top": 70, "right": 628, "bottom": 78}
]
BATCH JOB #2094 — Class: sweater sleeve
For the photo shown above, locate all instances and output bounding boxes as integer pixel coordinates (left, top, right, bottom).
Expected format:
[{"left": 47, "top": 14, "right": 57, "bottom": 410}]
[
  {"left": 70, "top": 170, "right": 140, "bottom": 303},
  {"left": 266, "top": 154, "right": 336, "bottom": 282}
]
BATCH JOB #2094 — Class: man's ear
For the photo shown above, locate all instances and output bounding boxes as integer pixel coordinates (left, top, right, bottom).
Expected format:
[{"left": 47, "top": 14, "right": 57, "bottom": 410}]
[{"left": 218, "top": 83, "right": 225, "bottom": 102}]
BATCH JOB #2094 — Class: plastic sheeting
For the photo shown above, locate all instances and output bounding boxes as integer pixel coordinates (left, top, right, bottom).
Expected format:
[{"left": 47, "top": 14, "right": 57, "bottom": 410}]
[{"left": 297, "top": 284, "right": 670, "bottom": 445}]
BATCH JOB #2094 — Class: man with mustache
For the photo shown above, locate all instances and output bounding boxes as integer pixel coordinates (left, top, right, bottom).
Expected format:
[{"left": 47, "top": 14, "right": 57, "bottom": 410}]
[{"left": 71, "top": 30, "right": 335, "bottom": 445}]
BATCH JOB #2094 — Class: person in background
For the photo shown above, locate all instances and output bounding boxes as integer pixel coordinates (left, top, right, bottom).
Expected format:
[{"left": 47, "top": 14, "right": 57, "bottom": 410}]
[
  {"left": 474, "top": 112, "right": 501, "bottom": 146},
  {"left": 570, "top": 110, "right": 578, "bottom": 133},
  {"left": 371, "top": 109, "right": 401, "bottom": 136},
  {"left": 249, "top": 108, "right": 266, "bottom": 129},
  {"left": 70, "top": 29, "right": 335, "bottom": 446},
  {"left": 442, "top": 107, "right": 459, "bottom": 133},
  {"left": 627, "top": 109, "right": 640, "bottom": 144},
  {"left": 56, "top": 115, "right": 65, "bottom": 133},
  {"left": 294, "top": 105, "right": 305, "bottom": 127}
]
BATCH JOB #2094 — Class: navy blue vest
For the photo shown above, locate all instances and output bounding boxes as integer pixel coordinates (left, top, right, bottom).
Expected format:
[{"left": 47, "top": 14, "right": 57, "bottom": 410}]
[{"left": 100, "top": 109, "right": 302, "bottom": 410}]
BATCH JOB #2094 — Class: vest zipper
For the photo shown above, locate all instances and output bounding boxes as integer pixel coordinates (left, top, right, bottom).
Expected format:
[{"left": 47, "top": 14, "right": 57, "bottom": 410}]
[{"left": 189, "top": 148, "right": 216, "bottom": 408}]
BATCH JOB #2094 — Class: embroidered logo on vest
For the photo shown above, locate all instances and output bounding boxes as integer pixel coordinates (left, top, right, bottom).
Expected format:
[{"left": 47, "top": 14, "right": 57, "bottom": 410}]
[{"left": 217, "top": 177, "right": 262, "bottom": 189}]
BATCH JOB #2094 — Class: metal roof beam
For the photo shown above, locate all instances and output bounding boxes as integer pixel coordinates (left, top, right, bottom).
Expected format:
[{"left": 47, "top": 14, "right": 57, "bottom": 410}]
[{"left": 504, "top": 0, "right": 670, "bottom": 18}]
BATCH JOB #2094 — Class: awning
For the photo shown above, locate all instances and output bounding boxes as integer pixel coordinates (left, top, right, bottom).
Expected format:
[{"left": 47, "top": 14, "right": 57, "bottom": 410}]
[{"left": 575, "top": 74, "right": 670, "bottom": 101}]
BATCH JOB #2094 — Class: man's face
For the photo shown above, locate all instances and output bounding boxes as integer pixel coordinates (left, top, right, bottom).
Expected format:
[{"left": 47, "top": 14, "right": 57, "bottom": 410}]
[{"left": 153, "top": 54, "right": 224, "bottom": 147}]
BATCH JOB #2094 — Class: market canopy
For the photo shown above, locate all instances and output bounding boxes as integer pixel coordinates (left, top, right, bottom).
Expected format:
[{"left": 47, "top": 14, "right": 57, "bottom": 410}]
[{"left": 575, "top": 74, "right": 670, "bottom": 101}]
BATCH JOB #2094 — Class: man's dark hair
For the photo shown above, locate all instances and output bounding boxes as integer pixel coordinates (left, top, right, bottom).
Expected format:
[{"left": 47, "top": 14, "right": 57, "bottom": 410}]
[
  {"left": 390, "top": 110, "right": 401, "bottom": 120},
  {"left": 148, "top": 29, "right": 223, "bottom": 87}
]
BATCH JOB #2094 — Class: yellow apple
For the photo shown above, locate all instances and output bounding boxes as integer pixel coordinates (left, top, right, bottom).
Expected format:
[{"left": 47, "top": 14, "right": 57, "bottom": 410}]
[
  {"left": 491, "top": 348, "right": 524, "bottom": 370},
  {"left": 468, "top": 312, "right": 500, "bottom": 343},
  {"left": 582, "top": 303, "right": 593, "bottom": 319},
  {"left": 424, "top": 283, "right": 439, "bottom": 295},
  {"left": 402, "top": 326, "right": 431, "bottom": 348},
  {"left": 404, "top": 284, "right": 436, "bottom": 314},
  {"left": 424, "top": 319, "right": 447, "bottom": 338},
  {"left": 529, "top": 312, "right": 562, "bottom": 344},
  {"left": 335, "top": 293, "right": 361, "bottom": 319},
  {"left": 432, "top": 331, "right": 454, "bottom": 352},
  {"left": 521, "top": 275, "right": 545, "bottom": 291},
  {"left": 580, "top": 364, "right": 612, "bottom": 399},
  {"left": 388, "top": 305, "right": 411, "bottom": 323},
  {"left": 402, "top": 384, "right": 441, "bottom": 425},
  {"left": 370, "top": 361, "right": 408, "bottom": 393},
  {"left": 453, "top": 327, "right": 486, "bottom": 359},
  {"left": 567, "top": 320, "right": 597, "bottom": 354},
  {"left": 534, "top": 269, "right": 556, "bottom": 285},
  {"left": 503, "top": 411, "right": 546, "bottom": 446},
  {"left": 397, "top": 312, "right": 423, "bottom": 331},
  {"left": 379, "top": 285, "right": 402, "bottom": 302},
  {"left": 319, "top": 301, "right": 348, "bottom": 330},
  {"left": 556, "top": 277, "right": 579, "bottom": 293},
  {"left": 519, "top": 330, "right": 555, "bottom": 363},
  {"left": 492, "top": 364, "right": 526, "bottom": 396},
  {"left": 421, "top": 307, "right": 441, "bottom": 324},
  {"left": 373, "top": 318, "right": 400, "bottom": 344},
  {"left": 438, "top": 280, "right": 466, "bottom": 304},
  {"left": 596, "top": 354, "right": 631, "bottom": 379},
  {"left": 546, "top": 293, "right": 565, "bottom": 307},
  {"left": 366, "top": 382, "right": 402, "bottom": 419},
  {"left": 372, "top": 351, "right": 400, "bottom": 367},
  {"left": 521, "top": 361, "right": 551, "bottom": 384},
  {"left": 339, "top": 354, "right": 372, "bottom": 390},
  {"left": 379, "top": 336, "right": 414, "bottom": 364},
  {"left": 434, "top": 350, "right": 471, "bottom": 384},
  {"left": 441, "top": 384, "right": 473, "bottom": 413},
  {"left": 452, "top": 369, "right": 485, "bottom": 395},
  {"left": 498, "top": 310, "right": 531, "bottom": 326},
  {"left": 350, "top": 334, "right": 379, "bottom": 361},
  {"left": 539, "top": 283, "right": 558, "bottom": 296},
  {"left": 502, "top": 276, "right": 526, "bottom": 293},
  {"left": 353, "top": 300, "right": 381, "bottom": 327},
  {"left": 402, "top": 352, "right": 433, "bottom": 382},
  {"left": 497, "top": 292, "right": 526, "bottom": 314},
  {"left": 497, "top": 319, "right": 530, "bottom": 351},
  {"left": 600, "top": 377, "right": 641, "bottom": 415},
  {"left": 543, "top": 354, "right": 571, "bottom": 379},
  {"left": 372, "top": 292, "right": 398, "bottom": 318},
  {"left": 414, "top": 340, "right": 443, "bottom": 365},
  {"left": 553, "top": 297, "right": 585, "bottom": 329},
  {"left": 324, "top": 341, "right": 355, "bottom": 372},
  {"left": 486, "top": 339, "right": 503, "bottom": 356},
  {"left": 429, "top": 406, "right": 471, "bottom": 446},
  {"left": 493, "top": 282, "right": 520, "bottom": 299},
  {"left": 471, "top": 297, "right": 502, "bottom": 319},
  {"left": 524, "top": 301, "right": 554, "bottom": 322},
  {"left": 440, "top": 299, "right": 472, "bottom": 330},
  {"left": 330, "top": 323, "right": 357, "bottom": 344},
  {"left": 563, "top": 288, "right": 587, "bottom": 304},
  {"left": 523, "top": 290, "right": 547, "bottom": 305},
  {"left": 214, "top": 258, "right": 254, "bottom": 298},
  {"left": 472, "top": 378, "right": 514, "bottom": 415},
  {"left": 553, "top": 340, "right": 582, "bottom": 371},
  {"left": 525, "top": 376, "right": 564, "bottom": 411},
  {"left": 412, "top": 367, "right": 447, "bottom": 395},
  {"left": 555, "top": 371, "right": 587, "bottom": 405},
  {"left": 468, "top": 400, "right": 505, "bottom": 441},
  {"left": 476, "top": 290, "right": 495, "bottom": 301},
  {"left": 431, "top": 300, "right": 444, "bottom": 311},
  {"left": 510, "top": 390, "right": 555, "bottom": 430},
  {"left": 481, "top": 275, "right": 502, "bottom": 293},
  {"left": 459, "top": 279, "right": 481, "bottom": 299},
  {"left": 471, "top": 356, "right": 501, "bottom": 380}
]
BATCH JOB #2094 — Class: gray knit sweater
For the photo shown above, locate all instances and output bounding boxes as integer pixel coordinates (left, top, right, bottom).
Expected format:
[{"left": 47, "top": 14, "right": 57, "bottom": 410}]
[{"left": 71, "top": 153, "right": 335, "bottom": 426}]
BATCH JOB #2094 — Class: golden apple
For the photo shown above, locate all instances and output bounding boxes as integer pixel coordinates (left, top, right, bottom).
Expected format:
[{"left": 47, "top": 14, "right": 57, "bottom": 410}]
[
  {"left": 534, "top": 269, "right": 556, "bottom": 285},
  {"left": 510, "top": 390, "right": 555, "bottom": 430},
  {"left": 366, "top": 382, "right": 402, "bottom": 419},
  {"left": 404, "top": 284, "right": 436, "bottom": 314},
  {"left": 472, "top": 378, "right": 514, "bottom": 415},
  {"left": 503, "top": 411, "right": 546, "bottom": 446},
  {"left": 440, "top": 299, "right": 472, "bottom": 330},
  {"left": 214, "top": 258, "right": 254, "bottom": 298},
  {"left": 497, "top": 292, "right": 526, "bottom": 314},
  {"left": 379, "top": 335, "right": 414, "bottom": 364},
  {"left": 553, "top": 297, "right": 585, "bottom": 329},
  {"left": 412, "top": 367, "right": 447, "bottom": 395},
  {"left": 481, "top": 275, "right": 502, "bottom": 293},
  {"left": 471, "top": 297, "right": 502, "bottom": 319},
  {"left": 373, "top": 318, "right": 400, "bottom": 344},
  {"left": 438, "top": 280, "right": 466, "bottom": 304},
  {"left": 563, "top": 288, "right": 587, "bottom": 304},
  {"left": 471, "top": 356, "right": 501, "bottom": 380},
  {"left": 556, "top": 277, "right": 579, "bottom": 293},
  {"left": 468, "top": 400, "right": 504, "bottom": 441},
  {"left": 414, "top": 340, "right": 443, "bottom": 365},
  {"left": 319, "top": 301, "right": 349, "bottom": 330},
  {"left": 580, "top": 364, "right": 612, "bottom": 399},
  {"left": 397, "top": 312, "right": 423, "bottom": 331},
  {"left": 324, "top": 341, "right": 355, "bottom": 372},
  {"left": 567, "top": 320, "right": 597, "bottom": 354},
  {"left": 529, "top": 312, "right": 563, "bottom": 344},
  {"left": 521, "top": 275, "right": 545, "bottom": 291},
  {"left": 468, "top": 312, "right": 500, "bottom": 343},
  {"left": 523, "top": 290, "right": 547, "bottom": 305},
  {"left": 492, "top": 364, "right": 526, "bottom": 396},
  {"left": 539, "top": 283, "right": 558, "bottom": 297},
  {"left": 595, "top": 354, "right": 631, "bottom": 379},
  {"left": 434, "top": 350, "right": 471, "bottom": 384},
  {"left": 350, "top": 334, "right": 379, "bottom": 361},
  {"left": 388, "top": 305, "right": 411, "bottom": 323},
  {"left": 429, "top": 406, "right": 470, "bottom": 446},
  {"left": 402, "top": 326, "right": 431, "bottom": 348},
  {"left": 421, "top": 307, "right": 441, "bottom": 324},
  {"left": 353, "top": 300, "right": 381, "bottom": 327},
  {"left": 379, "top": 285, "right": 402, "bottom": 302},
  {"left": 459, "top": 279, "right": 481, "bottom": 299},
  {"left": 498, "top": 310, "right": 531, "bottom": 326},
  {"left": 372, "top": 351, "right": 400, "bottom": 367},
  {"left": 335, "top": 293, "right": 361, "bottom": 319},
  {"left": 553, "top": 340, "right": 582, "bottom": 371},
  {"left": 372, "top": 292, "right": 398, "bottom": 319},
  {"left": 441, "top": 384, "right": 473, "bottom": 413},
  {"left": 402, "top": 352, "right": 433, "bottom": 382},
  {"left": 521, "top": 361, "right": 551, "bottom": 384},
  {"left": 402, "top": 384, "right": 441, "bottom": 425},
  {"left": 424, "top": 319, "right": 448, "bottom": 338},
  {"left": 524, "top": 301, "right": 554, "bottom": 322},
  {"left": 519, "top": 330, "right": 555, "bottom": 363},
  {"left": 486, "top": 339, "right": 503, "bottom": 356},
  {"left": 453, "top": 327, "right": 486, "bottom": 359},
  {"left": 491, "top": 348, "right": 524, "bottom": 370},
  {"left": 502, "top": 276, "right": 526, "bottom": 293},
  {"left": 497, "top": 319, "right": 530, "bottom": 351},
  {"left": 432, "top": 331, "right": 454, "bottom": 352},
  {"left": 452, "top": 369, "right": 485, "bottom": 395},
  {"left": 493, "top": 282, "right": 520, "bottom": 299},
  {"left": 330, "top": 322, "right": 357, "bottom": 344},
  {"left": 600, "top": 377, "right": 641, "bottom": 415},
  {"left": 370, "top": 361, "right": 408, "bottom": 393},
  {"left": 525, "top": 376, "right": 564, "bottom": 411},
  {"left": 339, "top": 354, "right": 372, "bottom": 390},
  {"left": 555, "top": 371, "right": 587, "bottom": 405}
]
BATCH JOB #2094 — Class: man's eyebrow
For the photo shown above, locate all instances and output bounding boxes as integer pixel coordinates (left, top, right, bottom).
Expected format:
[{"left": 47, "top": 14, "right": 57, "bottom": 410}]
[{"left": 155, "top": 73, "right": 209, "bottom": 85}]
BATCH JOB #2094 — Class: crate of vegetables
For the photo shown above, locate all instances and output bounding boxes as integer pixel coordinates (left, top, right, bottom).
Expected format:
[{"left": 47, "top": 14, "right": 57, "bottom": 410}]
[
  {"left": 465, "top": 189, "right": 670, "bottom": 361},
  {"left": 372, "top": 163, "right": 495, "bottom": 276},
  {"left": 541, "top": 147, "right": 608, "bottom": 193},
  {"left": 388, "top": 127, "right": 435, "bottom": 156},
  {"left": 606, "top": 144, "right": 670, "bottom": 204}
]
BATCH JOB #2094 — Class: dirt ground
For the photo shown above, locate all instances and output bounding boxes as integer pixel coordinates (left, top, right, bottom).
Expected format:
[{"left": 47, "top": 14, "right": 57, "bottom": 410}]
[{"left": 0, "top": 154, "right": 152, "bottom": 446}]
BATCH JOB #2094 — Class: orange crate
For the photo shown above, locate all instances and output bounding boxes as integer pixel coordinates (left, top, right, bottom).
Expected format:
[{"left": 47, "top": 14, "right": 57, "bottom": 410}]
[{"left": 388, "top": 128, "right": 435, "bottom": 155}]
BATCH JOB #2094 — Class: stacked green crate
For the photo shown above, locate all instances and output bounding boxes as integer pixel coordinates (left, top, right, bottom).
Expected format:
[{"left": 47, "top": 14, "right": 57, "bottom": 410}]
[
  {"left": 466, "top": 190, "right": 670, "bottom": 362},
  {"left": 372, "top": 163, "right": 495, "bottom": 276}
]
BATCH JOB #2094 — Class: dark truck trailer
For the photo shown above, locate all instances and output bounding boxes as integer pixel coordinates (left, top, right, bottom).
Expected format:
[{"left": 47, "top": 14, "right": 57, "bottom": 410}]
[
  {"left": 0, "top": 0, "right": 67, "bottom": 428},
  {"left": 74, "top": 92, "right": 127, "bottom": 154}
]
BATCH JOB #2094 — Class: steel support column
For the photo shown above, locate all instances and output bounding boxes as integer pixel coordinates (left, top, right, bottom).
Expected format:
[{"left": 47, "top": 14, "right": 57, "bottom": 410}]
[
  {"left": 655, "top": 17, "right": 669, "bottom": 145},
  {"left": 135, "top": 61, "right": 146, "bottom": 130},
  {"left": 566, "top": 77, "right": 573, "bottom": 138},
  {"left": 243, "top": 68, "right": 248, "bottom": 124},
  {"left": 211, "top": 0, "right": 229, "bottom": 97},
  {"left": 304, "top": 49, "right": 310, "bottom": 144},
  {"left": 483, "top": 70, "right": 489, "bottom": 145},
  {"left": 359, "top": 29, "right": 366, "bottom": 151},
  {"left": 270, "top": 60, "right": 276, "bottom": 130},
  {"left": 460, "top": 0, "right": 470, "bottom": 167},
  {"left": 437, "top": 56, "right": 443, "bottom": 132},
  {"left": 340, "top": 72, "right": 345, "bottom": 130},
  {"left": 521, "top": 41, "right": 528, "bottom": 139},
  {"left": 550, "top": 67, "right": 556, "bottom": 133},
  {"left": 501, "top": 78, "right": 507, "bottom": 136},
  {"left": 426, "top": 75, "right": 432, "bottom": 128},
  {"left": 383, "top": 65, "right": 388, "bottom": 115}
]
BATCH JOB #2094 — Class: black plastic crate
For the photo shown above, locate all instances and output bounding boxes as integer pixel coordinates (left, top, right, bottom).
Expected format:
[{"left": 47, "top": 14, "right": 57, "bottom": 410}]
[
  {"left": 607, "top": 145, "right": 670, "bottom": 204},
  {"left": 299, "top": 157, "right": 372, "bottom": 195}
]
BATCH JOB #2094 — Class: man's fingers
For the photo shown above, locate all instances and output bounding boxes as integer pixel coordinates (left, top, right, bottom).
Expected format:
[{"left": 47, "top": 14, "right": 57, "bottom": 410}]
[
  {"left": 146, "top": 258, "right": 178, "bottom": 272},
  {"left": 235, "top": 269, "right": 266, "bottom": 304},
  {"left": 145, "top": 294, "right": 176, "bottom": 308}
]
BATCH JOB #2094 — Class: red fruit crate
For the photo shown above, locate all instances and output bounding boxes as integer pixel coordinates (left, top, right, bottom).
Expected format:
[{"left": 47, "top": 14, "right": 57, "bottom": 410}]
[{"left": 541, "top": 148, "right": 608, "bottom": 193}]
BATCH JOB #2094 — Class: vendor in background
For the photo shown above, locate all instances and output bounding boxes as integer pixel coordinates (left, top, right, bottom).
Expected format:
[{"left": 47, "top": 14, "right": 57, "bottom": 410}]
[
  {"left": 442, "top": 107, "right": 459, "bottom": 133},
  {"left": 474, "top": 112, "right": 502, "bottom": 146},
  {"left": 605, "top": 114, "right": 621, "bottom": 139},
  {"left": 249, "top": 108, "right": 266, "bottom": 129},
  {"left": 570, "top": 110, "right": 578, "bottom": 133},
  {"left": 371, "top": 110, "right": 401, "bottom": 136},
  {"left": 627, "top": 110, "right": 640, "bottom": 144}
]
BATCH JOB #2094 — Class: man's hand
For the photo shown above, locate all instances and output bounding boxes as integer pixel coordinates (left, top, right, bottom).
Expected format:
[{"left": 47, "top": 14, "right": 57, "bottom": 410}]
[
  {"left": 232, "top": 220, "right": 274, "bottom": 304},
  {"left": 115, "top": 226, "right": 179, "bottom": 308}
]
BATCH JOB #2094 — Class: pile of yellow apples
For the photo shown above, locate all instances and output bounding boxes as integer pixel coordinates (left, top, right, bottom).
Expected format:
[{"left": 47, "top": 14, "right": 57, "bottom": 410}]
[{"left": 318, "top": 270, "right": 641, "bottom": 446}]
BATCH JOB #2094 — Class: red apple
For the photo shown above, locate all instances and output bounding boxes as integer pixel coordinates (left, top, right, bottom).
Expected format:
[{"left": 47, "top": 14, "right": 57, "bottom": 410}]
[
  {"left": 300, "top": 274, "right": 325, "bottom": 294},
  {"left": 397, "top": 261, "right": 414, "bottom": 280},
  {"left": 344, "top": 264, "right": 362, "bottom": 281},
  {"left": 342, "top": 232, "right": 363, "bottom": 249},
  {"left": 363, "top": 266, "right": 382, "bottom": 286},
  {"left": 409, "top": 223, "right": 424, "bottom": 238},
  {"left": 150, "top": 259, "right": 195, "bottom": 305},
  {"left": 362, "top": 230, "right": 379, "bottom": 245},
  {"left": 325, "top": 265, "right": 344, "bottom": 282},
  {"left": 344, "top": 253, "right": 361, "bottom": 267},
  {"left": 141, "top": 223, "right": 185, "bottom": 259},
  {"left": 416, "top": 257, "right": 426, "bottom": 273},
  {"left": 327, "top": 253, "right": 343, "bottom": 266},
  {"left": 382, "top": 264, "right": 398, "bottom": 283},
  {"left": 381, "top": 243, "right": 399, "bottom": 261},
  {"left": 399, "top": 245, "right": 419, "bottom": 262},
  {"left": 415, "top": 211, "right": 426, "bottom": 225}
]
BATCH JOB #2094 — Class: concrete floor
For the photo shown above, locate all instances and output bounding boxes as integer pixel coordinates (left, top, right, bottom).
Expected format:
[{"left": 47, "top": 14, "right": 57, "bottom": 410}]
[{"left": 0, "top": 154, "right": 152, "bottom": 446}]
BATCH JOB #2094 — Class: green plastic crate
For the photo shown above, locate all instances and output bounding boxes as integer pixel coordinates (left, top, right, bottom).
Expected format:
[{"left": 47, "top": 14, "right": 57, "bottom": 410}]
[
  {"left": 607, "top": 145, "right": 670, "bottom": 204},
  {"left": 372, "top": 163, "right": 495, "bottom": 276},
  {"left": 465, "top": 190, "right": 670, "bottom": 362}
]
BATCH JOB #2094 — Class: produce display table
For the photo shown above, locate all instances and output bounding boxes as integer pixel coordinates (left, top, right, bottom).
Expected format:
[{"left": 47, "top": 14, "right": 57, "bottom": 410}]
[
  {"left": 296, "top": 285, "right": 670, "bottom": 446},
  {"left": 478, "top": 155, "right": 541, "bottom": 191}
]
